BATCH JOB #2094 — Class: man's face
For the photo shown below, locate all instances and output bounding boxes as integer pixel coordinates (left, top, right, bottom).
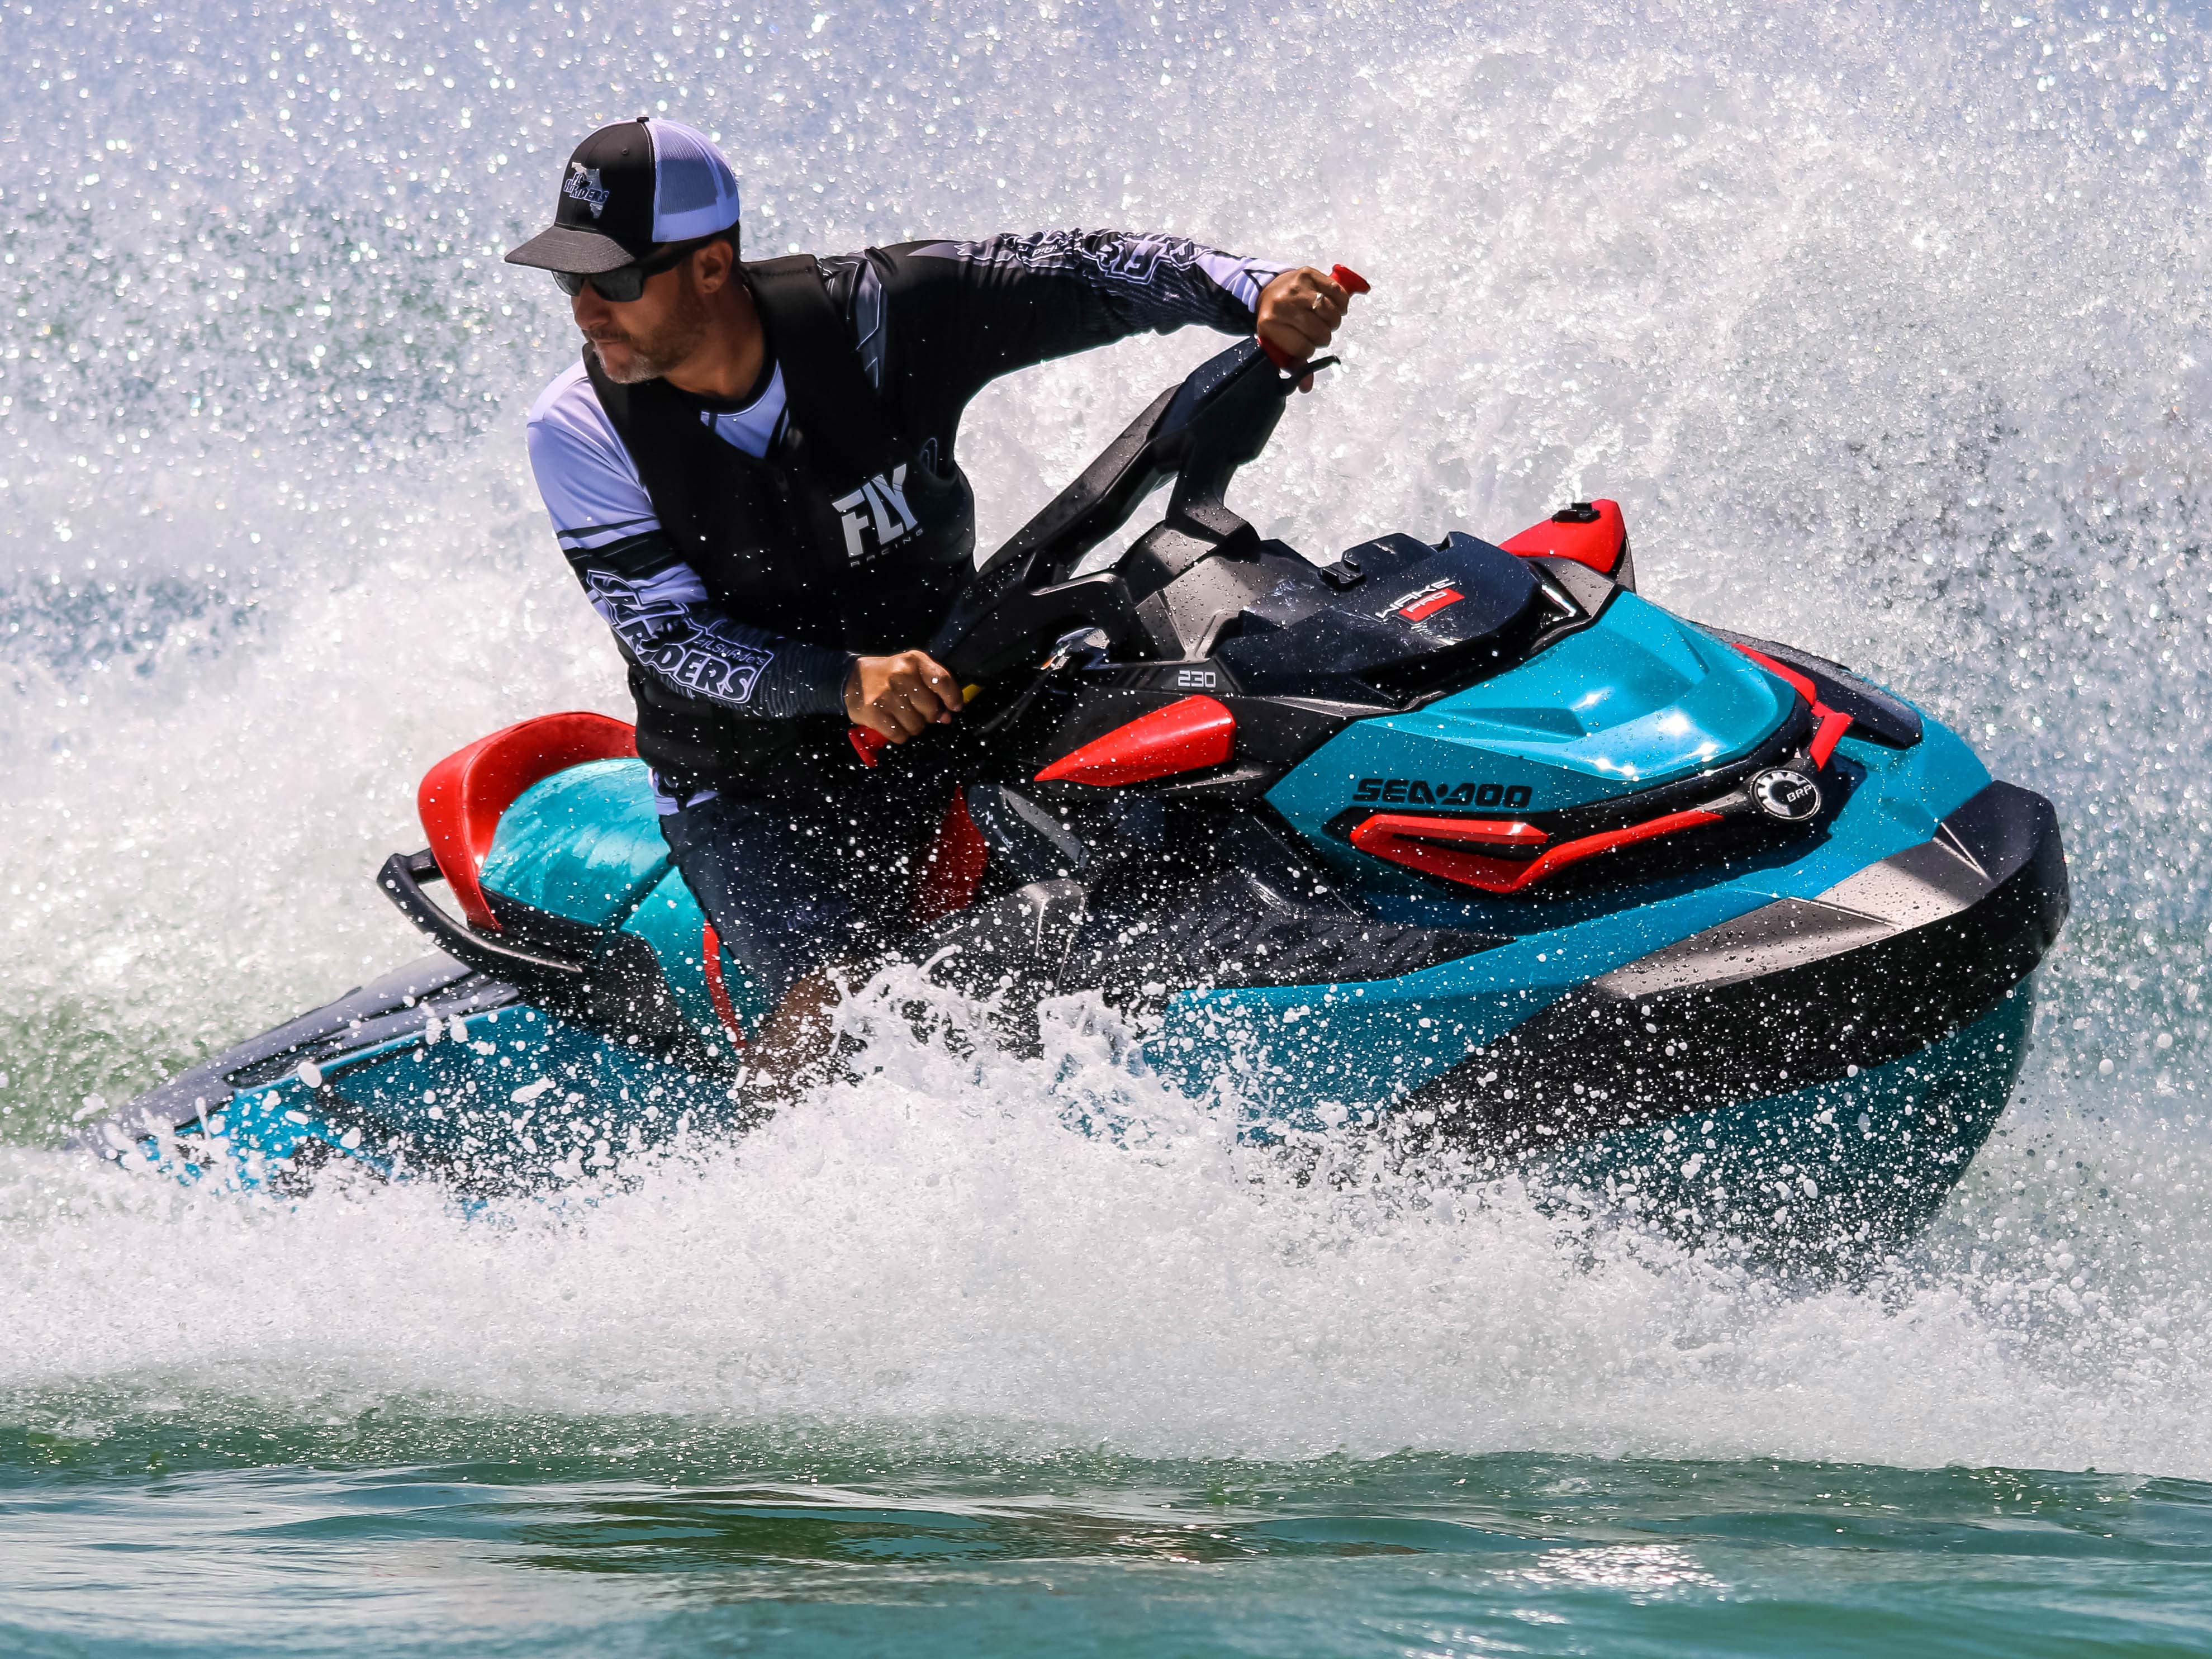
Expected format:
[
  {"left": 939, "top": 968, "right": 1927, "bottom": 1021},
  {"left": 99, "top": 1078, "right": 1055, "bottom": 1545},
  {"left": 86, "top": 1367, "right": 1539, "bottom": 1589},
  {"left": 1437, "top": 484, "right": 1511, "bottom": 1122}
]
[{"left": 571, "top": 257, "right": 712, "bottom": 384}]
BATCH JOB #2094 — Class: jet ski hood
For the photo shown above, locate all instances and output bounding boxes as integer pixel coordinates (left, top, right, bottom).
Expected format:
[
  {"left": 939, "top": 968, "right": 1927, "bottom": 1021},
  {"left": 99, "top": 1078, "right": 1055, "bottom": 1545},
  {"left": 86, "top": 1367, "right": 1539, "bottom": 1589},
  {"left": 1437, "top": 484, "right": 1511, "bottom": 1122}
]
[
  {"left": 1265, "top": 586, "right": 1796, "bottom": 847},
  {"left": 1410, "top": 592, "right": 1793, "bottom": 806}
]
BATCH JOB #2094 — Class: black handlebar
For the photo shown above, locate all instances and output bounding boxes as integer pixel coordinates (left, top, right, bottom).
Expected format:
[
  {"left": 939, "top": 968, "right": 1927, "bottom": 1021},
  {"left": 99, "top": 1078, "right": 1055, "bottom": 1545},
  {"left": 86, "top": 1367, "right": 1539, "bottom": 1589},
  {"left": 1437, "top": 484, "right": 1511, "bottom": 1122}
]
[{"left": 927, "top": 335, "right": 1321, "bottom": 682}]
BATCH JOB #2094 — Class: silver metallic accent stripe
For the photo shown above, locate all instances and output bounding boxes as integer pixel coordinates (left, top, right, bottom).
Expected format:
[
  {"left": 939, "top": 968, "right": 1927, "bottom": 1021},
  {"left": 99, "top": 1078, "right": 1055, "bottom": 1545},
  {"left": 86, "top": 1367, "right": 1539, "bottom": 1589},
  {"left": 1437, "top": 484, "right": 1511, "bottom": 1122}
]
[{"left": 1593, "top": 821, "right": 1998, "bottom": 999}]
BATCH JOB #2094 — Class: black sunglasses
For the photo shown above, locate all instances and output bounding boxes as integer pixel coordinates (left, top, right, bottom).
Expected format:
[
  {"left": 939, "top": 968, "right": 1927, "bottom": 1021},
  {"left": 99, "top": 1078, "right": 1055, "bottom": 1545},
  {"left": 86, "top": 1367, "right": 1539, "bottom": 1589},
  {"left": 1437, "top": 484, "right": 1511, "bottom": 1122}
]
[{"left": 552, "top": 238, "right": 715, "bottom": 303}]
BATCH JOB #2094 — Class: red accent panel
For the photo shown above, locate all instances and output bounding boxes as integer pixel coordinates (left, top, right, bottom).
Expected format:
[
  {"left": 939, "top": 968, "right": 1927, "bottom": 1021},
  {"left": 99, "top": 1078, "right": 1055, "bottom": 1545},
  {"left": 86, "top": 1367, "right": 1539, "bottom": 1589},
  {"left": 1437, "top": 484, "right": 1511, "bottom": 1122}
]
[
  {"left": 1351, "top": 808, "right": 1723, "bottom": 895},
  {"left": 1500, "top": 498, "right": 1627, "bottom": 576},
  {"left": 1034, "top": 695, "right": 1236, "bottom": 786},
  {"left": 912, "top": 789, "right": 990, "bottom": 926},
  {"left": 1398, "top": 586, "right": 1464, "bottom": 623},
  {"left": 417, "top": 712, "right": 638, "bottom": 932},
  {"left": 1727, "top": 641, "right": 1819, "bottom": 707},
  {"left": 1729, "top": 642, "right": 1855, "bottom": 768},
  {"left": 1809, "top": 709, "right": 1853, "bottom": 769},
  {"left": 700, "top": 921, "right": 748, "bottom": 1046},
  {"left": 1384, "top": 817, "right": 1551, "bottom": 850},
  {"left": 849, "top": 725, "right": 891, "bottom": 769}
]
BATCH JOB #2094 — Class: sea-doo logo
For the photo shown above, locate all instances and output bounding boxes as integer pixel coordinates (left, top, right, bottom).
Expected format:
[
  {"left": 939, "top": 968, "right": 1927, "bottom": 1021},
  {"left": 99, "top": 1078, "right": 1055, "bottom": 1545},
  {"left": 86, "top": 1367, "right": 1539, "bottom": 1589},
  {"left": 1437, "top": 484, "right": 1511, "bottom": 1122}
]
[
  {"left": 1750, "top": 767, "right": 1822, "bottom": 822},
  {"left": 1356, "top": 779, "right": 1532, "bottom": 808},
  {"left": 832, "top": 467, "right": 920, "bottom": 566},
  {"left": 1385, "top": 582, "right": 1464, "bottom": 624},
  {"left": 563, "top": 162, "right": 611, "bottom": 219}
]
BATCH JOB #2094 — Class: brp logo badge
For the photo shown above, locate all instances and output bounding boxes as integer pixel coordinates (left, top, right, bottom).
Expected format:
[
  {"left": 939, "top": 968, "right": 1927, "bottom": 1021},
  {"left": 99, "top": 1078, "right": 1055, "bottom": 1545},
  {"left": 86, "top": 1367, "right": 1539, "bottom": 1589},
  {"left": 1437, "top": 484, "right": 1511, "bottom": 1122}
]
[{"left": 1750, "top": 768, "right": 1822, "bottom": 822}]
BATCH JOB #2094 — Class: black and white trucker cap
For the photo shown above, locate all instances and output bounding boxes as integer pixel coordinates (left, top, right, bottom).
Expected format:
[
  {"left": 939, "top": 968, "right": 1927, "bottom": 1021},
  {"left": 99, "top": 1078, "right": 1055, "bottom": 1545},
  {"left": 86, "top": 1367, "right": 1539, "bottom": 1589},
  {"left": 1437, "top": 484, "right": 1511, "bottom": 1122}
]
[{"left": 504, "top": 117, "right": 742, "bottom": 274}]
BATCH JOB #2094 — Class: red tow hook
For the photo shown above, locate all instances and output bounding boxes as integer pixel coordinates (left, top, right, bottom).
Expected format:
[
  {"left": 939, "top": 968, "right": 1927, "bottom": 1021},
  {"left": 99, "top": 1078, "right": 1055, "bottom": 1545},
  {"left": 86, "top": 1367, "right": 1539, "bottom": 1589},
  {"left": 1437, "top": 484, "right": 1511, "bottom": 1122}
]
[{"left": 1259, "top": 263, "right": 1370, "bottom": 372}]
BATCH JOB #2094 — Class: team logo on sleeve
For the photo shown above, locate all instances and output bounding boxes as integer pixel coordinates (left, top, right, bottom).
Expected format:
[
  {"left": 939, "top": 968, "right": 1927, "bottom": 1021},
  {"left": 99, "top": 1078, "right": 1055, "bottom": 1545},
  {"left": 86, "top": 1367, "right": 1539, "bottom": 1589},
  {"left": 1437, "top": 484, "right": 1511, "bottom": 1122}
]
[
  {"left": 832, "top": 466, "right": 920, "bottom": 566},
  {"left": 563, "top": 163, "right": 611, "bottom": 219},
  {"left": 581, "top": 568, "right": 772, "bottom": 705}
]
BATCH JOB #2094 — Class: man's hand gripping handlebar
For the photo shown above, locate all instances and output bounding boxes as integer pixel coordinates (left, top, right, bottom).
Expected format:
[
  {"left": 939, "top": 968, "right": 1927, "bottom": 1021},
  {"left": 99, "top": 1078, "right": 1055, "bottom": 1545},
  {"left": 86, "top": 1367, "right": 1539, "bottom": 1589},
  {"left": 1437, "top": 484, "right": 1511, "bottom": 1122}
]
[
  {"left": 1256, "top": 263, "right": 1369, "bottom": 388},
  {"left": 846, "top": 650, "right": 971, "bottom": 768}
]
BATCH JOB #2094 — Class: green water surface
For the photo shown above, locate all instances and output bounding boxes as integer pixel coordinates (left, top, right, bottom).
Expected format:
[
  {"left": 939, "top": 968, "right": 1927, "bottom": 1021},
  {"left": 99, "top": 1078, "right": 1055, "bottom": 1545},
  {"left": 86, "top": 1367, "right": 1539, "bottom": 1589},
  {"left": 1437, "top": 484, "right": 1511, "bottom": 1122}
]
[{"left": 5, "top": 1412, "right": 2209, "bottom": 1658}]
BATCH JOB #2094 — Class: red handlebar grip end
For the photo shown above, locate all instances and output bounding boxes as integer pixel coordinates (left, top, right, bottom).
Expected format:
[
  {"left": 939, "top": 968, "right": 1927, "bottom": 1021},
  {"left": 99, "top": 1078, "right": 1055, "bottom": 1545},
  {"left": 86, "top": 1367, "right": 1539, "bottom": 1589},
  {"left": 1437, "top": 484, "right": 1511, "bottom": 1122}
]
[
  {"left": 1330, "top": 263, "right": 1371, "bottom": 296},
  {"left": 848, "top": 726, "right": 889, "bottom": 768},
  {"left": 1259, "top": 337, "right": 1297, "bottom": 371}
]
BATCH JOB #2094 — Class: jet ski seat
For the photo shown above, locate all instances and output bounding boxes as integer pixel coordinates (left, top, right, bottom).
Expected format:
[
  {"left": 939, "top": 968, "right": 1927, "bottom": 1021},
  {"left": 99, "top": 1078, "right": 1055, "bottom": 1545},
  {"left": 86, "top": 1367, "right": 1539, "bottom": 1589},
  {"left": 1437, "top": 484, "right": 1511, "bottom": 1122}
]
[{"left": 417, "top": 711, "right": 641, "bottom": 931}]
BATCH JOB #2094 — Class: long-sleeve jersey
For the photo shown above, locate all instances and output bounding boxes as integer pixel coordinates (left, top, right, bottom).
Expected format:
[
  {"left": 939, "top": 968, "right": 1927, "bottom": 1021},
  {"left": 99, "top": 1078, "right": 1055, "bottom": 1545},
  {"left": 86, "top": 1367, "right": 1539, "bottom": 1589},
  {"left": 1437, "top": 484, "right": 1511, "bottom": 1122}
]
[{"left": 525, "top": 230, "right": 1285, "bottom": 729}]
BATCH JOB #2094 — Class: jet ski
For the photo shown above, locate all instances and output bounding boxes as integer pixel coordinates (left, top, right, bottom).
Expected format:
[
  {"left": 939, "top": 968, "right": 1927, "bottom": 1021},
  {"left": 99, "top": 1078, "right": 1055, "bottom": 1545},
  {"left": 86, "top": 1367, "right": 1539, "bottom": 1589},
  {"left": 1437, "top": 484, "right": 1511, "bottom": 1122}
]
[{"left": 96, "top": 311, "right": 2068, "bottom": 1248}]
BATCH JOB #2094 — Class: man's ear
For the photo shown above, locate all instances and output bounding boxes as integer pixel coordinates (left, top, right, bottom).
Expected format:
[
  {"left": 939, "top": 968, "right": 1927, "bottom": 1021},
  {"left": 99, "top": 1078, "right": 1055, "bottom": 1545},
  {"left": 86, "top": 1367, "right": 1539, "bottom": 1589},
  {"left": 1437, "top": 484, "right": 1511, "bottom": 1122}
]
[{"left": 692, "top": 235, "right": 738, "bottom": 295}]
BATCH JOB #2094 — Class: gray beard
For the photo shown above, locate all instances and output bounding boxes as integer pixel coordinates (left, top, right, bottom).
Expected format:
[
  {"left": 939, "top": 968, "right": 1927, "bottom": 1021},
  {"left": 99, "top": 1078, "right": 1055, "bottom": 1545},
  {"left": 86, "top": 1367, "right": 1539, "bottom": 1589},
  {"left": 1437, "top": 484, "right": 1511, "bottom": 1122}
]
[
  {"left": 583, "top": 282, "right": 713, "bottom": 384},
  {"left": 586, "top": 336, "right": 679, "bottom": 385}
]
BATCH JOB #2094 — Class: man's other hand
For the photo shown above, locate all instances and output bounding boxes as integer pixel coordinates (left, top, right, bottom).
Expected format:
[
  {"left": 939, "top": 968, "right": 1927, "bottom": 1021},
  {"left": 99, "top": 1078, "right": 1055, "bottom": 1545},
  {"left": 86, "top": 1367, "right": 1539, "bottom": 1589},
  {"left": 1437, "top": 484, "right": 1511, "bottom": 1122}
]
[
  {"left": 845, "top": 650, "right": 963, "bottom": 742},
  {"left": 1256, "top": 266, "right": 1352, "bottom": 391}
]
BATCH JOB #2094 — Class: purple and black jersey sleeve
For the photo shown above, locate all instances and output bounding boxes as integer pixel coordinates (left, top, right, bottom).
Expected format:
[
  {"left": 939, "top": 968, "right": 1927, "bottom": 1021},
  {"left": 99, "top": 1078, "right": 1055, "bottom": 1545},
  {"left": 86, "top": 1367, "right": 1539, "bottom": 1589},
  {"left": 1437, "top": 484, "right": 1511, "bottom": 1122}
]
[{"left": 828, "top": 230, "right": 1285, "bottom": 428}]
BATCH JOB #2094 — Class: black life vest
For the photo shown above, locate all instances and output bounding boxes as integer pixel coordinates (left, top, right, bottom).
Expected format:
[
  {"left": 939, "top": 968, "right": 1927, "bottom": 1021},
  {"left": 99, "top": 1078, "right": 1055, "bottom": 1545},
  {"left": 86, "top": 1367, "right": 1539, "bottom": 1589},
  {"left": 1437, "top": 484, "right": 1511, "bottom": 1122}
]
[{"left": 583, "top": 253, "right": 976, "bottom": 784}]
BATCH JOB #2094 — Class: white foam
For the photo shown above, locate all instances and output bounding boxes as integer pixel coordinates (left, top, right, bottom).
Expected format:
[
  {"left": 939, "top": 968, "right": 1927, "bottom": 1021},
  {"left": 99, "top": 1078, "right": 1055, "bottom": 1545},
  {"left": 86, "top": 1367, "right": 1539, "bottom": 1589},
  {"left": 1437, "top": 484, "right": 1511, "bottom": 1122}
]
[{"left": 3, "top": 990, "right": 2208, "bottom": 1476}]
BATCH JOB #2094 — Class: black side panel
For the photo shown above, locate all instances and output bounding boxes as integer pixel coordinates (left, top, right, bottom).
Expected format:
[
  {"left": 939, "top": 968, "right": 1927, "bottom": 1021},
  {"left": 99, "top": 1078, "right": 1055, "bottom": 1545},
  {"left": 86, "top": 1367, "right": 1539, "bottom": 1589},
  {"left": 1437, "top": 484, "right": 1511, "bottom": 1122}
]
[
  {"left": 1062, "top": 815, "right": 1502, "bottom": 1004},
  {"left": 925, "top": 878, "right": 1092, "bottom": 1016},
  {"left": 922, "top": 817, "right": 1502, "bottom": 1044},
  {"left": 1406, "top": 781, "right": 2067, "bottom": 1150},
  {"left": 1091, "top": 864, "right": 1501, "bottom": 994}
]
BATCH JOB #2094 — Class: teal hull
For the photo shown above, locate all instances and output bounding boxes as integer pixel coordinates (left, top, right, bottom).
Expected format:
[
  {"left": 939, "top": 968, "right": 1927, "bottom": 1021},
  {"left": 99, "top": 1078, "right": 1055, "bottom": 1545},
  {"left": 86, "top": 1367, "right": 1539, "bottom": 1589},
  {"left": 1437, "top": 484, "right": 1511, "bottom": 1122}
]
[{"left": 129, "top": 970, "right": 2039, "bottom": 1253}]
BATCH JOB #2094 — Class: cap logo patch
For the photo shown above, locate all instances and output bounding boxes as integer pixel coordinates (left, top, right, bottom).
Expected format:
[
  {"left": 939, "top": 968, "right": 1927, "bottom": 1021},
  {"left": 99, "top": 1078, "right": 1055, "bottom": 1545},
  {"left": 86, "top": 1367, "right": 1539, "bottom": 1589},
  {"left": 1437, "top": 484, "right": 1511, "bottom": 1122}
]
[{"left": 563, "top": 162, "right": 611, "bottom": 219}]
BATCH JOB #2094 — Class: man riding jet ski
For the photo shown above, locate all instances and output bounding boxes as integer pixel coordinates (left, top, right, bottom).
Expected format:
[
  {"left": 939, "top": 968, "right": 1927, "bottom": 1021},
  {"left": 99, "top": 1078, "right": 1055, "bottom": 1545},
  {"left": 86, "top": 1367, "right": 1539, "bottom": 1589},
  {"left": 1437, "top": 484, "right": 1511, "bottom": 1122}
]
[
  {"left": 507, "top": 117, "right": 1352, "bottom": 1088},
  {"left": 93, "top": 124, "right": 2068, "bottom": 1252}
]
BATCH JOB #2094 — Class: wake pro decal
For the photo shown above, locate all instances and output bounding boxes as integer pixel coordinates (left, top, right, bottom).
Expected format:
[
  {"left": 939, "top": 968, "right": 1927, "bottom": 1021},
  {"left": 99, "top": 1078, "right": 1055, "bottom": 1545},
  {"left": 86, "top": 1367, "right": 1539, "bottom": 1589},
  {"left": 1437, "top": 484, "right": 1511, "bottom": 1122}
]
[
  {"left": 582, "top": 566, "right": 774, "bottom": 707},
  {"left": 1386, "top": 582, "right": 1465, "bottom": 624},
  {"left": 1355, "top": 779, "right": 1534, "bottom": 808}
]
